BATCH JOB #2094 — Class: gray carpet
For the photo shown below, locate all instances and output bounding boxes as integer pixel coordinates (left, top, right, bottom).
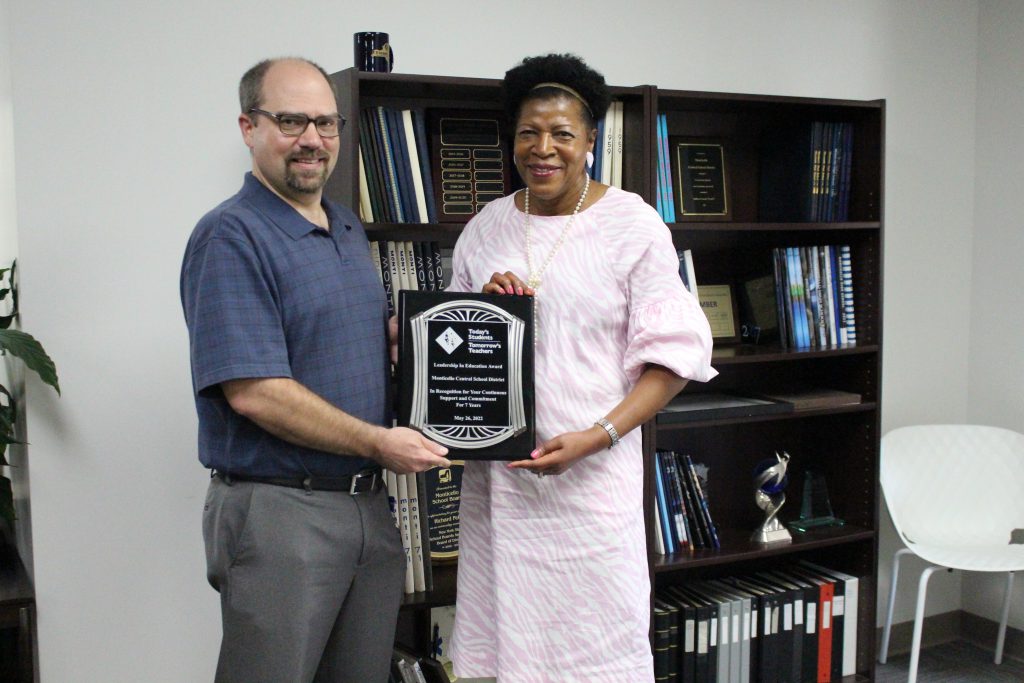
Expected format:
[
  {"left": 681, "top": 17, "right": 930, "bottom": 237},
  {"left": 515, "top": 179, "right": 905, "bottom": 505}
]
[{"left": 875, "top": 639, "right": 1024, "bottom": 682}]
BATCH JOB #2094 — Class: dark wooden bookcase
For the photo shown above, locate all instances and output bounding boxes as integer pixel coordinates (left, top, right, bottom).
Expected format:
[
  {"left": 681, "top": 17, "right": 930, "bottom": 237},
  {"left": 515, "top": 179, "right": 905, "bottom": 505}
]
[{"left": 328, "top": 68, "right": 884, "bottom": 681}]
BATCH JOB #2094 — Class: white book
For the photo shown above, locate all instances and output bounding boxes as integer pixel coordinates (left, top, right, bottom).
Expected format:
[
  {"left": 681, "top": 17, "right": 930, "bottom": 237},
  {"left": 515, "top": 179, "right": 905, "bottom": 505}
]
[
  {"left": 357, "top": 147, "right": 374, "bottom": 223},
  {"left": 403, "top": 241, "right": 420, "bottom": 291},
  {"left": 396, "top": 471, "right": 415, "bottom": 593},
  {"left": 384, "top": 469, "right": 399, "bottom": 528},
  {"left": 610, "top": 101, "right": 624, "bottom": 188},
  {"left": 368, "top": 241, "right": 383, "bottom": 286},
  {"left": 401, "top": 110, "right": 430, "bottom": 224},
  {"left": 839, "top": 244, "right": 856, "bottom": 344},
  {"left": 683, "top": 249, "right": 699, "bottom": 298},
  {"left": 652, "top": 495, "right": 665, "bottom": 554},
  {"left": 385, "top": 241, "right": 401, "bottom": 313},
  {"left": 406, "top": 472, "right": 426, "bottom": 592}
]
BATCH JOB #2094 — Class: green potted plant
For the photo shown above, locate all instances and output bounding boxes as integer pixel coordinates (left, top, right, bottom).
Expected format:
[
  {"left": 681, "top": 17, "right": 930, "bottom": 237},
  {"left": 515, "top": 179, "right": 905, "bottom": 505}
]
[{"left": 0, "top": 260, "right": 59, "bottom": 526}]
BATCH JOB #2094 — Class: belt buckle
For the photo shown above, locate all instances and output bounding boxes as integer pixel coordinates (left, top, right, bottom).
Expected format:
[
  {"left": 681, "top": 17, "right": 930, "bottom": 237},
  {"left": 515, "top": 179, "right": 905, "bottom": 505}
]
[{"left": 349, "top": 471, "right": 376, "bottom": 495}]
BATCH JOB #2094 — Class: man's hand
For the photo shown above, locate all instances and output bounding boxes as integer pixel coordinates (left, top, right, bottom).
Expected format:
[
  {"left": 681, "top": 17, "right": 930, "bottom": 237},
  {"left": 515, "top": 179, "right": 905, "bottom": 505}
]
[{"left": 373, "top": 426, "right": 451, "bottom": 474}]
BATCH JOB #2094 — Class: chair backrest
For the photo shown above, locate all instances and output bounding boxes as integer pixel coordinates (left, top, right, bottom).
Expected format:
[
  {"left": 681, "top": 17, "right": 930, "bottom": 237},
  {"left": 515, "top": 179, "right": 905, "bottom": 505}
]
[{"left": 881, "top": 424, "right": 1024, "bottom": 547}]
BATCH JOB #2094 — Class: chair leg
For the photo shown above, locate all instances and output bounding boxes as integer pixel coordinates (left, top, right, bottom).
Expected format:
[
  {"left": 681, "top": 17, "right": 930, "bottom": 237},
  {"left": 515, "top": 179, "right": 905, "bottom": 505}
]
[
  {"left": 995, "top": 571, "right": 1014, "bottom": 665},
  {"left": 908, "top": 565, "right": 942, "bottom": 683},
  {"left": 880, "top": 547, "right": 915, "bottom": 664}
]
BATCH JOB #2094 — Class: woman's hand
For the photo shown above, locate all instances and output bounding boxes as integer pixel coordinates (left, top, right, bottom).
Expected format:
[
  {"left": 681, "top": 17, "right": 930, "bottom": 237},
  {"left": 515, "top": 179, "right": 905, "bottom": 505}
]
[
  {"left": 483, "top": 271, "right": 535, "bottom": 297},
  {"left": 507, "top": 425, "right": 609, "bottom": 477}
]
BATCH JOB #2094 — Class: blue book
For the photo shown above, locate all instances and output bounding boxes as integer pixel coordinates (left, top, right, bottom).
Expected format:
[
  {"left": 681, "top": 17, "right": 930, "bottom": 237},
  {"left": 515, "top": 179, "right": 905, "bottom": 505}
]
[
  {"left": 411, "top": 110, "right": 438, "bottom": 223},
  {"left": 660, "top": 115, "right": 676, "bottom": 222},
  {"left": 385, "top": 108, "right": 418, "bottom": 222},
  {"left": 592, "top": 117, "right": 605, "bottom": 181},
  {"left": 786, "top": 248, "right": 807, "bottom": 348},
  {"left": 376, "top": 107, "right": 403, "bottom": 223},
  {"left": 654, "top": 451, "right": 676, "bottom": 554}
]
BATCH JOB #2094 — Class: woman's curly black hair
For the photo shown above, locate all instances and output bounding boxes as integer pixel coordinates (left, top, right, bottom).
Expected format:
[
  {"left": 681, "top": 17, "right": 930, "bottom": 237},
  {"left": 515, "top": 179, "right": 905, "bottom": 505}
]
[{"left": 502, "top": 53, "right": 611, "bottom": 129}]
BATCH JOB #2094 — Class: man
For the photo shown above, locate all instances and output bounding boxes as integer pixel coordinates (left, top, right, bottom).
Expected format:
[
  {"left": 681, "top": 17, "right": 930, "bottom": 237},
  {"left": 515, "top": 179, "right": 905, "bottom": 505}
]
[{"left": 181, "top": 57, "right": 449, "bottom": 683}]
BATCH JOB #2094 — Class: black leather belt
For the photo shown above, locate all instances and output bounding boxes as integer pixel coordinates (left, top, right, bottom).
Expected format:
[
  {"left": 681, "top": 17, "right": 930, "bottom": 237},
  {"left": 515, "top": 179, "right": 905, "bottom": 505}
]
[{"left": 213, "top": 469, "right": 383, "bottom": 495}]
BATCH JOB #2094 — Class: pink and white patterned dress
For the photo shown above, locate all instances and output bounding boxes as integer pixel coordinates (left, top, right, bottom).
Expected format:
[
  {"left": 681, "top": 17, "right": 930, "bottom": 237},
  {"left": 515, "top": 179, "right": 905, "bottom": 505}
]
[{"left": 448, "top": 186, "right": 716, "bottom": 682}]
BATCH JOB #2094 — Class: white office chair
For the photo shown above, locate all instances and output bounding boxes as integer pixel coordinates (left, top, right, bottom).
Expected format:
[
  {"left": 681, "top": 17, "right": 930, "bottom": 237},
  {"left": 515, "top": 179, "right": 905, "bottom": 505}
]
[{"left": 879, "top": 424, "right": 1024, "bottom": 683}]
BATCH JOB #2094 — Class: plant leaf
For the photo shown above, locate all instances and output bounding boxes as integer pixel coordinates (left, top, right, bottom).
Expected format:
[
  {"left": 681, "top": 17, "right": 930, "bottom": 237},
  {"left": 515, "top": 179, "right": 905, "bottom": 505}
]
[
  {"left": 0, "top": 475, "right": 14, "bottom": 524},
  {"left": 0, "top": 329, "right": 59, "bottom": 394}
]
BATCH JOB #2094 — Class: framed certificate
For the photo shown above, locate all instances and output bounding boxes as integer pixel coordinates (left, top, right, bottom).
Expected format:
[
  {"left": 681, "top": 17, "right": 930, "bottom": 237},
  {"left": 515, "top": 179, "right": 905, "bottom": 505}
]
[
  {"left": 698, "top": 283, "right": 741, "bottom": 343},
  {"left": 398, "top": 291, "right": 535, "bottom": 459}
]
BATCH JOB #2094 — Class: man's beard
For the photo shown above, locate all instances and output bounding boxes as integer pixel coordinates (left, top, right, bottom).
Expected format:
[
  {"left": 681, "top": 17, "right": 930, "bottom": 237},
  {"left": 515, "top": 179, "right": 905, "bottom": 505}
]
[{"left": 285, "top": 158, "right": 329, "bottom": 194}]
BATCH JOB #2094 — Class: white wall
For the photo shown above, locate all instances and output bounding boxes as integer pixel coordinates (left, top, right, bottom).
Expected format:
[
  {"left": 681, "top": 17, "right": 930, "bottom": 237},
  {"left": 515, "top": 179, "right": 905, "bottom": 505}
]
[
  {"left": 964, "top": 0, "right": 1024, "bottom": 625},
  {"left": 2, "top": 1, "right": 986, "bottom": 680},
  {"left": 0, "top": 0, "right": 33, "bottom": 572}
]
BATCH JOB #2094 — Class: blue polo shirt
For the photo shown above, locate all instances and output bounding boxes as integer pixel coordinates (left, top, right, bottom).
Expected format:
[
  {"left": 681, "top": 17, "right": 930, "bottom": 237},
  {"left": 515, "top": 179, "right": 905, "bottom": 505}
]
[{"left": 181, "top": 173, "right": 389, "bottom": 478}]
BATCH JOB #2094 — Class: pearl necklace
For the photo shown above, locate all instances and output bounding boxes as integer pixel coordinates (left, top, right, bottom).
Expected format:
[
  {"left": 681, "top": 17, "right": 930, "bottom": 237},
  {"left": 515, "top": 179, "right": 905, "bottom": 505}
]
[{"left": 523, "top": 174, "right": 591, "bottom": 345}]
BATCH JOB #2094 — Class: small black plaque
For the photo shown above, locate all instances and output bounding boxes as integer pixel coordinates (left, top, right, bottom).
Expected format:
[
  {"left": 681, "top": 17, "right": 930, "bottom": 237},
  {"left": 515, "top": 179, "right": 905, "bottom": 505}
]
[
  {"left": 398, "top": 291, "right": 535, "bottom": 460},
  {"left": 423, "top": 461, "right": 463, "bottom": 561}
]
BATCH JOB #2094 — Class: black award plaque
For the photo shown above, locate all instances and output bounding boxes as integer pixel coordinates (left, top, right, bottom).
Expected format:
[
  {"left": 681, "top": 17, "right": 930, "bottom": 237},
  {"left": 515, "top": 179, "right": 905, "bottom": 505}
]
[{"left": 398, "top": 290, "right": 534, "bottom": 460}]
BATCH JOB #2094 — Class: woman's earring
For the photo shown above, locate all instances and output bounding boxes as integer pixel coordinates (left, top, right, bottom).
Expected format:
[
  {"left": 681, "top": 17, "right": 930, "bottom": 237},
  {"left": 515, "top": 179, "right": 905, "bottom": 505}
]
[{"left": 586, "top": 151, "right": 595, "bottom": 169}]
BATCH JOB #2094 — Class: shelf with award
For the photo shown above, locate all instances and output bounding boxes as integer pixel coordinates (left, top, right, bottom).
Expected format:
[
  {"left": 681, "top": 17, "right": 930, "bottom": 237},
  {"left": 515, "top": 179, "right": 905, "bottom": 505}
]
[{"left": 329, "top": 66, "right": 884, "bottom": 679}]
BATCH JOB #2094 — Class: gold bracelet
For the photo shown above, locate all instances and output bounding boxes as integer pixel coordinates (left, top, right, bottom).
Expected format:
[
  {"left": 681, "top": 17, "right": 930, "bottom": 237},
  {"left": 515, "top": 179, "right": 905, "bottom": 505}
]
[{"left": 595, "top": 418, "right": 620, "bottom": 448}]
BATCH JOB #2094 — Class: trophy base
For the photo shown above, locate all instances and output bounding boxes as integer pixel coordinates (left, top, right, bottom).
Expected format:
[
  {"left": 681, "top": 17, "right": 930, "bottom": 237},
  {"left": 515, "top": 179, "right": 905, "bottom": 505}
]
[
  {"left": 752, "top": 526, "right": 793, "bottom": 544},
  {"left": 787, "top": 516, "right": 845, "bottom": 533}
]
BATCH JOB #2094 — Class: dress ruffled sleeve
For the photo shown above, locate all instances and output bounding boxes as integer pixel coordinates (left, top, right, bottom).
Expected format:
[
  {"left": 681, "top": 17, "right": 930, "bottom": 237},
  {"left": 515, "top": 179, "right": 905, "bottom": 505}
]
[{"left": 620, "top": 213, "right": 718, "bottom": 386}]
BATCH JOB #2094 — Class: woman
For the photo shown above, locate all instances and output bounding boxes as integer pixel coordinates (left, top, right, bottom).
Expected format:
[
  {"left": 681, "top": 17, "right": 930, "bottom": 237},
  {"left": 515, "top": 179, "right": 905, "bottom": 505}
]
[{"left": 448, "top": 53, "right": 717, "bottom": 682}]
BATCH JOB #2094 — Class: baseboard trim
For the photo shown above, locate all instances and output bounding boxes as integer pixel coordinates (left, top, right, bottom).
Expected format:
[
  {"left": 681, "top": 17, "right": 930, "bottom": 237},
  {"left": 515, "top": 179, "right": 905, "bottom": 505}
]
[{"left": 876, "top": 610, "right": 1024, "bottom": 662}]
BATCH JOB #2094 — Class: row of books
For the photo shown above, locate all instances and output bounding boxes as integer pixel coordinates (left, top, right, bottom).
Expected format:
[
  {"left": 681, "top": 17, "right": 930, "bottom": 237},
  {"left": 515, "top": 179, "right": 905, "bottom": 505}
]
[
  {"left": 655, "top": 114, "right": 678, "bottom": 222},
  {"left": 359, "top": 107, "right": 437, "bottom": 224},
  {"left": 385, "top": 470, "right": 433, "bottom": 595},
  {"left": 653, "top": 450, "right": 719, "bottom": 553},
  {"left": 653, "top": 561, "right": 859, "bottom": 683},
  {"left": 590, "top": 100, "right": 625, "bottom": 188},
  {"left": 771, "top": 245, "right": 856, "bottom": 349},
  {"left": 760, "top": 121, "right": 855, "bottom": 223},
  {"left": 369, "top": 240, "right": 446, "bottom": 318}
]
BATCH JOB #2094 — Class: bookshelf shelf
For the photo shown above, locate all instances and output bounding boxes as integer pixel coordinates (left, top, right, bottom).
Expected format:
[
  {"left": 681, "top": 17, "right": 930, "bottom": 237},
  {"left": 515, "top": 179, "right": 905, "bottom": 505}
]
[
  {"left": 651, "top": 526, "right": 875, "bottom": 572},
  {"left": 329, "top": 66, "right": 884, "bottom": 680}
]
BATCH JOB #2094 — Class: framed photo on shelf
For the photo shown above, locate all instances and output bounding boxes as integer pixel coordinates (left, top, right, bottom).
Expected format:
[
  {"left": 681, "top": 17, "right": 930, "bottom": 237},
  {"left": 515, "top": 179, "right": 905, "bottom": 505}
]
[
  {"left": 670, "top": 137, "right": 731, "bottom": 221},
  {"left": 698, "top": 283, "right": 740, "bottom": 344}
]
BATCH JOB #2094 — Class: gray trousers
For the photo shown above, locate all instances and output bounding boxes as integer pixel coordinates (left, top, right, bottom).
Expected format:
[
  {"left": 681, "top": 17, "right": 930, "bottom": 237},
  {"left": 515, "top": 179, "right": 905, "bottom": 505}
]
[{"left": 203, "top": 475, "right": 405, "bottom": 683}]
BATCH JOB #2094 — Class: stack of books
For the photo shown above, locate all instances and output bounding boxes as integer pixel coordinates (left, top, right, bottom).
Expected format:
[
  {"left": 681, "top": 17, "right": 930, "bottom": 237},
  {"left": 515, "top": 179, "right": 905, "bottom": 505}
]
[
  {"left": 654, "top": 561, "right": 860, "bottom": 683},
  {"left": 359, "top": 107, "right": 437, "bottom": 224},
  {"left": 771, "top": 244, "right": 856, "bottom": 349},
  {"left": 653, "top": 450, "right": 720, "bottom": 553},
  {"left": 655, "top": 113, "right": 677, "bottom": 222},
  {"left": 590, "top": 100, "right": 625, "bottom": 188}
]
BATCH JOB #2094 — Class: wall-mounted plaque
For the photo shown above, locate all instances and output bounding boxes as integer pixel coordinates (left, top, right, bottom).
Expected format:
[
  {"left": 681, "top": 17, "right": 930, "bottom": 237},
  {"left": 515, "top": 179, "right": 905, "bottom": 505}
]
[
  {"left": 670, "top": 138, "right": 731, "bottom": 221},
  {"left": 398, "top": 290, "right": 534, "bottom": 459},
  {"left": 428, "top": 110, "right": 511, "bottom": 222}
]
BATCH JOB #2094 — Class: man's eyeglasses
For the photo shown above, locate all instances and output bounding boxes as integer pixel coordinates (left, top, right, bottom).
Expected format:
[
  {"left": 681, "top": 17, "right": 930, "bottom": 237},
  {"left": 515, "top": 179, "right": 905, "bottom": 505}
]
[{"left": 248, "top": 109, "right": 345, "bottom": 138}]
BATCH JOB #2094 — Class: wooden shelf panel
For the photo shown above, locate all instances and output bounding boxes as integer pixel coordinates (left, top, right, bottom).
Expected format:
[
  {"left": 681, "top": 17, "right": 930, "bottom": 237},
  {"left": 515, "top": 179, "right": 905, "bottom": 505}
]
[
  {"left": 655, "top": 401, "right": 877, "bottom": 431},
  {"left": 710, "top": 344, "right": 879, "bottom": 364},
  {"left": 651, "top": 525, "right": 874, "bottom": 572},
  {"left": 399, "top": 561, "right": 457, "bottom": 611},
  {"left": 669, "top": 221, "right": 881, "bottom": 232}
]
